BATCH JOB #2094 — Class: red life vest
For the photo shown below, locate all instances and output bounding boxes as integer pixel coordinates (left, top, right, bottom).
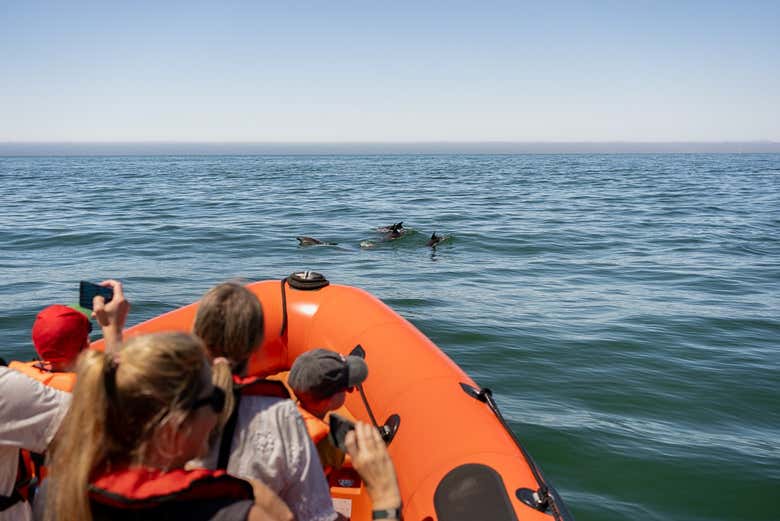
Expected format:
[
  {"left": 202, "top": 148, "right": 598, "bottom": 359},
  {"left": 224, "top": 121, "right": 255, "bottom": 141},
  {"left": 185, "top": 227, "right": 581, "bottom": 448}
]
[{"left": 89, "top": 467, "right": 253, "bottom": 510}]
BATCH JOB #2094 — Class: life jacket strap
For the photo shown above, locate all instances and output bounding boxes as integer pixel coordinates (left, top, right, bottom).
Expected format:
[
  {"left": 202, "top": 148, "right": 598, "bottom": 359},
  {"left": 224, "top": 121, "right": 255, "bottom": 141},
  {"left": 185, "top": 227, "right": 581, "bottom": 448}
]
[
  {"left": 216, "top": 376, "right": 290, "bottom": 469},
  {"left": 235, "top": 376, "right": 289, "bottom": 399},
  {"left": 0, "top": 489, "right": 24, "bottom": 512},
  {"left": 0, "top": 451, "right": 36, "bottom": 512},
  {"left": 216, "top": 389, "right": 241, "bottom": 470}
]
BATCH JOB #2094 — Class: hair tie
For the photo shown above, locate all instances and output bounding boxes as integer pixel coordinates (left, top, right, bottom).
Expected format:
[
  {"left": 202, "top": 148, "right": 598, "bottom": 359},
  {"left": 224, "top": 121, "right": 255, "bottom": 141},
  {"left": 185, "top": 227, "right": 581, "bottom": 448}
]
[
  {"left": 232, "top": 358, "right": 248, "bottom": 376},
  {"left": 103, "top": 352, "right": 120, "bottom": 397},
  {"left": 213, "top": 356, "right": 230, "bottom": 366}
]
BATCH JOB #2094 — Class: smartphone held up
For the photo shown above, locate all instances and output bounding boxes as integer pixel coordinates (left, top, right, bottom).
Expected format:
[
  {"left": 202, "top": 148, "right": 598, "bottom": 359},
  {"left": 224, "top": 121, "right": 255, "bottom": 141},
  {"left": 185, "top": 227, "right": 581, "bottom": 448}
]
[
  {"left": 329, "top": 413, "right": 356, "bottom": 452},
  {"left": 79, "top": 281, "right": 114, "bottom": 310}
]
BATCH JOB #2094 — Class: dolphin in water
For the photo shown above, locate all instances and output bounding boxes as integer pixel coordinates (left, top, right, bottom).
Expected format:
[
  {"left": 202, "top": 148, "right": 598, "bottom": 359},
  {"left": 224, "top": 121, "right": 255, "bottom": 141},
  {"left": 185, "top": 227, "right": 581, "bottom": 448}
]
[
  {"left": 383, "top": 222, "right": 405, "bottom": 241},
  {"left": 376, "top": 221, "right": 404, "bottom": 233},
  {"left": 296, "top": 236, "right": 337, "bottom": 246},
  {"left": 426, "top": 232, "right": 443, "bottom": 247}
]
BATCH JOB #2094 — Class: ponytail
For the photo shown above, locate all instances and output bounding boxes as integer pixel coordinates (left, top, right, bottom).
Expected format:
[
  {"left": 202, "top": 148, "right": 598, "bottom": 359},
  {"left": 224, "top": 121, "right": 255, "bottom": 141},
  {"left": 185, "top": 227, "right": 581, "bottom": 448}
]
[
  {"left": 210, "top": 357, "right": 236, "bottom": 434},
  {"left": 46, "top": 350, "right": 110, "bottom": 521},
  {"left": 45, "top": 333, "right": 208, "bottom": 521}
]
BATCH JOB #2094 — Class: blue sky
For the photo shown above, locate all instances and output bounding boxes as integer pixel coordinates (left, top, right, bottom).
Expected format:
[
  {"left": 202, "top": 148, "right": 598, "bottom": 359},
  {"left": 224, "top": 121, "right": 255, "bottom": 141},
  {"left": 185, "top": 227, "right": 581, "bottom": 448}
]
[{"left": 1, "top": 1, "right": 778, "bottom": 142}]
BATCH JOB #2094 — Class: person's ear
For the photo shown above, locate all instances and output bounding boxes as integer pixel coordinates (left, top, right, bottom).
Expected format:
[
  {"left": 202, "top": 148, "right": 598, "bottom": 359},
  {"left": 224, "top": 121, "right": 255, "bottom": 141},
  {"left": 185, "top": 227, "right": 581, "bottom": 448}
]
[{"left": 155, "top": 421, "right": 188, "bottom": 465}]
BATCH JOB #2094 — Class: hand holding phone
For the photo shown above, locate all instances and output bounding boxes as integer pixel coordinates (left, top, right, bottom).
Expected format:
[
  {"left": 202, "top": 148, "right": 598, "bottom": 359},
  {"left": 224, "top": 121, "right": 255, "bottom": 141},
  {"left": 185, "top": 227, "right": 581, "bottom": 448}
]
[
  {"left": 79, "top": 279, "right": 129, "bottom": 353},
  {"left": 343, "top": 422, "right": 402, "bottom": 513},
  {"left": 79, "top": 281, "right": 114, "bottom": 310},
  {"left": 329, "top": 413, "right": 356, "bottom": 452}
]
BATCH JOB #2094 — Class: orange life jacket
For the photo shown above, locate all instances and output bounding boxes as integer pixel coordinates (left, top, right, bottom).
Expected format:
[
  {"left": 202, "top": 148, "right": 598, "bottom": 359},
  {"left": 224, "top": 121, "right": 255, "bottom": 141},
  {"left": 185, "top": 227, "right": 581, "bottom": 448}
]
[
  {"left": 295, "top": 407, "right": 349, "bottom": 476},
  {"left": 298, "top": 406, "right": 330, "bottom": 444},
  {"left": 8, "top": 360, "right": 76, "bottom": 392}
]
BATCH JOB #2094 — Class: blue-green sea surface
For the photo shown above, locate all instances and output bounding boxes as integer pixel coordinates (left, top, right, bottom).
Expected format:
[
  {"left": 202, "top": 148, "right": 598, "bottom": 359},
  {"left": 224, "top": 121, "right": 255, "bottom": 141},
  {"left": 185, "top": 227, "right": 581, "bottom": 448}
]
[{"left": 1, "top": 154, "right": 778, "bottom": 520}]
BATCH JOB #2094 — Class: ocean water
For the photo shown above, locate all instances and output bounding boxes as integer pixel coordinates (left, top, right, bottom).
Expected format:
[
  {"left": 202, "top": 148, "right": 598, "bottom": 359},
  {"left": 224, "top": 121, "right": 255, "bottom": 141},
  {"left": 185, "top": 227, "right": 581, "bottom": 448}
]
[{"left": 1, "top": 154, "right": 778, "bottom": 520}]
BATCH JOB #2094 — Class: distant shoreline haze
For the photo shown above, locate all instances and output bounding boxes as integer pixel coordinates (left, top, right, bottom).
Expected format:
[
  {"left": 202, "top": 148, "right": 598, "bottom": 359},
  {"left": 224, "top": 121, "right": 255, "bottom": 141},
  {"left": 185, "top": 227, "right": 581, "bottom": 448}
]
[{"left": 1, "top": 142, "right": 779, "bottom": 156}]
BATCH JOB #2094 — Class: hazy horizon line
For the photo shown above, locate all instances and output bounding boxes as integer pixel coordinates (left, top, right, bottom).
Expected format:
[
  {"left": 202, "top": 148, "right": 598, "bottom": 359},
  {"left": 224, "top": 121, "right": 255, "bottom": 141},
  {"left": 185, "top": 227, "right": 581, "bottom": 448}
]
[{"left": 1, "top": 140, "right": 779, "bottom": 156}]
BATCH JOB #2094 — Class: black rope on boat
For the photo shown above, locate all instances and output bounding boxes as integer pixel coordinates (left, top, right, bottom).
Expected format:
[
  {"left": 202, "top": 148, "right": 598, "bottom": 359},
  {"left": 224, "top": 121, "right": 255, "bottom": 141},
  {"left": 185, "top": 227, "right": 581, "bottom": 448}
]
[
  {"left": 459, "top": 383, "right": 574, "bottom": 521},
  {"left": 350, "top": 345, "right": 380, "bottom": 428},
  {"left": 351, "top": 344, "right": 398, "bottom": 444},
  {"left": 279, "top": 278, "right": 288, "bottom": 338},
  {"left": 357, "top": 383, "right": 380, "bottom": 428}
]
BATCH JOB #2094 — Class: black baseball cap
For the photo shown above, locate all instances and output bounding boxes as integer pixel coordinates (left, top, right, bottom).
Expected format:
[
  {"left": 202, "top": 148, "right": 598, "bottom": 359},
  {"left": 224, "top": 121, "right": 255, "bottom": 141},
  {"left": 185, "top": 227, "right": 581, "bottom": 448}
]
[{"left": 289, "top": 349, "right": 368, "bottom": 400}]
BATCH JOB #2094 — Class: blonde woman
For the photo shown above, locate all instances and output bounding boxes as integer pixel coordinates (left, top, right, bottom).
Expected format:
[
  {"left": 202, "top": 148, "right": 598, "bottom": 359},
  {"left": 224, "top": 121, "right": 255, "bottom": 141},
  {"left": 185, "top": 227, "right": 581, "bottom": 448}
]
[{"left": 44, "top": 332, "right": 292, "bottom": 521}]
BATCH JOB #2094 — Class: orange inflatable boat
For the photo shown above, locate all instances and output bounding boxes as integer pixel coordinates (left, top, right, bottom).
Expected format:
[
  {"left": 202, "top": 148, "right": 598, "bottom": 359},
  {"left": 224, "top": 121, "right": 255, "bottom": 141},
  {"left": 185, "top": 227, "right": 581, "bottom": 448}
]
[{"left": 97, "top": 272, "right": 573, "bottom": 521}]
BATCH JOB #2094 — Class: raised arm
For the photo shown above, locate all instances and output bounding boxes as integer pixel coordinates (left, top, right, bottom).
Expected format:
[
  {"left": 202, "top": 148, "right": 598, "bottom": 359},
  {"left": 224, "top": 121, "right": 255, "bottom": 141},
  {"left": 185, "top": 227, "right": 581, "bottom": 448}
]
[{"left": 91, "top": 279, "right": 130, "bottom": 353}]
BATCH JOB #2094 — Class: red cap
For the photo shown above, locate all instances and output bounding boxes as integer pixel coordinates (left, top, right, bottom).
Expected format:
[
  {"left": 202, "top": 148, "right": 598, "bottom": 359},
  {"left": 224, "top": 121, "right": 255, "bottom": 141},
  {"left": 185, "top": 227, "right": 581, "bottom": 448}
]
[{"left": 31, "top": 305, "right": 90, "bottom": 366}]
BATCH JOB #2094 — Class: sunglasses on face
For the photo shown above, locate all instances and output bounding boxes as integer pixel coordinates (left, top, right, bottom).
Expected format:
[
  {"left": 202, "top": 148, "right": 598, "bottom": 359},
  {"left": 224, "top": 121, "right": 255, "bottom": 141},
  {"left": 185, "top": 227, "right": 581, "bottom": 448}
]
[{"left": 190, "top": 386, "right": 226, "bottom": 414}]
